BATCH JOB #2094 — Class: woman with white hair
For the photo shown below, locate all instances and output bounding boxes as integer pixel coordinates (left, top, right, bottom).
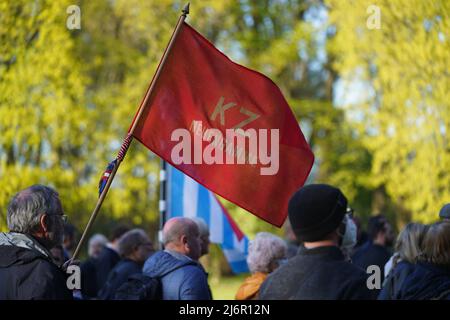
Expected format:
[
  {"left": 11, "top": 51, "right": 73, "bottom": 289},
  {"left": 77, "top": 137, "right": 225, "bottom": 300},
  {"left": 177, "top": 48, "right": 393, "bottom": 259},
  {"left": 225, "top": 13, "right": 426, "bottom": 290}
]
[
  {"left": 88, "top": 233, "right": 108, "bottom": 259},
  {"left": 235, "top": 232, "right": 287, "bottom": 300}
]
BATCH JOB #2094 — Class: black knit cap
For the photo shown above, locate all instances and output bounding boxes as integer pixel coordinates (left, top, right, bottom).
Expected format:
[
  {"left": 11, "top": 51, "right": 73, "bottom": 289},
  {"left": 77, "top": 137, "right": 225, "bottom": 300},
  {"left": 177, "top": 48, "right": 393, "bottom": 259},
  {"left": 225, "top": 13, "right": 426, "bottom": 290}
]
[{"left": 288, "top": 184, "right": 348, "bottom": 242}]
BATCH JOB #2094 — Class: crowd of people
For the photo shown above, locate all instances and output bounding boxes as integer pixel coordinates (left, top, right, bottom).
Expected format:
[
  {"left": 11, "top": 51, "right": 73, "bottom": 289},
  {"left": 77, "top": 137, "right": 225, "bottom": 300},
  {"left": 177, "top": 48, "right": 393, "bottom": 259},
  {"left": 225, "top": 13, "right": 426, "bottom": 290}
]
[{"left": 0, "top": 184, "right": 449, "bottom": 300}]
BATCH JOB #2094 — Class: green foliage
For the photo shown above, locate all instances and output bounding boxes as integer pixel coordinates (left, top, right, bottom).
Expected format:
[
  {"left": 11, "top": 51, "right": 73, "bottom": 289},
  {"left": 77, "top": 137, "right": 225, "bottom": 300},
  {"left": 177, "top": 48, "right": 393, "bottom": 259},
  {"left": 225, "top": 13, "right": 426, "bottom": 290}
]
[
  {"left": 327, "top": 0, "right": 450, "bottom": 224},
  {"left": 0, "top": 0, "right": 91, "bottom": 230}
]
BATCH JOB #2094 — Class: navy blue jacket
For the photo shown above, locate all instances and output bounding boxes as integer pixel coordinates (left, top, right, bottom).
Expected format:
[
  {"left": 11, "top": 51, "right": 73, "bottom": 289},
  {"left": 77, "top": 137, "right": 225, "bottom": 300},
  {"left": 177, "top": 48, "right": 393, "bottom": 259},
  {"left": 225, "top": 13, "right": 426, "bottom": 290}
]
[
  {"left": 378, "top": 260, "right": 415, "bottom": 300},
  {"left": 95, "top": 246, "right": 121, "bottom": 294},
  {"left": 80, "top": 257, "right": 99, "bottom": 299},
  {"left": 397, "top": 262, "right": 450, "bottom": 300},
  {"left": 98, "top": 259, "right": 142, "bottom": 300},
  {"left": 143, "top": 250, "right": 211, "bottom": 300}
]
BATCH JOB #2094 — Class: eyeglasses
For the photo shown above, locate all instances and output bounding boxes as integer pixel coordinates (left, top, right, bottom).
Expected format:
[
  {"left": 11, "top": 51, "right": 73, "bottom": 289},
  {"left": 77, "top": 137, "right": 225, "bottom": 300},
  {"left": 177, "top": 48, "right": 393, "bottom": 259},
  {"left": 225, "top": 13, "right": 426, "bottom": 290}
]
[{"left": 51, "top": 214, "right": 68, "bottom": 223}]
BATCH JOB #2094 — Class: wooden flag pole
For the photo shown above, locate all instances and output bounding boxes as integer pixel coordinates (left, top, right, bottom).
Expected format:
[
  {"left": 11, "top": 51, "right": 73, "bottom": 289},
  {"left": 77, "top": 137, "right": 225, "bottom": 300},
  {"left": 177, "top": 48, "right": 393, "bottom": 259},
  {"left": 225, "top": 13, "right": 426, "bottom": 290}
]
[{"left": 71, "top": 3, "right": 190, "bottom": 262}]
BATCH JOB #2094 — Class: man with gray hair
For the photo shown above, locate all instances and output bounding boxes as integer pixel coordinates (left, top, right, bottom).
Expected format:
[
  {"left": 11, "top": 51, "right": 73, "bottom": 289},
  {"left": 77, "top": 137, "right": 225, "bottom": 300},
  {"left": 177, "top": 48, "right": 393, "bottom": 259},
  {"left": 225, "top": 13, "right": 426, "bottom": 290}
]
[
  {"left": 143, "top": 217, "right": 211, "bottom": 300},
  {"left": 98, "top": 229, "right": 154, "bottom": 299},
  {"left": 0, "top": 185, "right": 72, "bottom": 299}
]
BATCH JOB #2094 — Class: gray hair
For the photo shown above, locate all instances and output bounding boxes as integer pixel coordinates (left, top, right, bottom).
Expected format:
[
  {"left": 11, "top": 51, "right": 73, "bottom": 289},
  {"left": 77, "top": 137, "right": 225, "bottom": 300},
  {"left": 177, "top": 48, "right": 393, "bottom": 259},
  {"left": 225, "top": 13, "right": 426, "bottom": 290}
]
[
  {"left": 191, "top": 217, "right": 209, "bottom": 237},
  {"left": 247, "top": 232, "right": 287, "bottom": 274},
  {"left": 162, "top": 217, "right": 198, "bottom": 246},
  {"left": 88, "top": 233, "right": 108, "bottom": 256},
  {"left": 7, "top": 185, "right": 61, "bottom": 234},
  {"left": 118, "top": 229, "right": 149, "bottom": 257}
]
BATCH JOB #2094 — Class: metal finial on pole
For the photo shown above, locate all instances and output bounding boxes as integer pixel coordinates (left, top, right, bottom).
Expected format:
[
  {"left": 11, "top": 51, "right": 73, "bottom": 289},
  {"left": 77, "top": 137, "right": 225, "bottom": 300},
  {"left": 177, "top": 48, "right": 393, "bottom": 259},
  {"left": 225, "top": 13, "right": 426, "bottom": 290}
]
[{"left": 182, "top": 3, "right": 190, "bottom": 17}]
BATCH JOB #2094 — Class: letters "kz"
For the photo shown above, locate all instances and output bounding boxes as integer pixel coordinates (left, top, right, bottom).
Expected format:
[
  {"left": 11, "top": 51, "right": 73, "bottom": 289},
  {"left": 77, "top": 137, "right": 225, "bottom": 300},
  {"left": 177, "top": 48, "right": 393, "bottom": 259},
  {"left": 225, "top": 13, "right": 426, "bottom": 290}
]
[{"left": 210, "top": 96, "right": 260, "bottom": 129}]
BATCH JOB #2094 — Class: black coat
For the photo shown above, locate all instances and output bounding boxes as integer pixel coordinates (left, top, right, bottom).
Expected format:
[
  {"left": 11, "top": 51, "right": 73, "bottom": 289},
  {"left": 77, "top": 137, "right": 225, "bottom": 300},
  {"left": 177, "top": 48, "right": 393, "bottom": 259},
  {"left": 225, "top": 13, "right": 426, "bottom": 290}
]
[
  {"left": 80, "top": 257, "right": 99, "bottom": 299},
  {"left": 396, "top": 262, "right": 450, "bottom": 300},
  {"left": 0, "top": 233, "right": 72, "bottom": 300},
  {"left": 98, "top": 259, "right": 142, "bottom": 300},
  {"left": 352, "top": 241, "right": 391, "bottom": 282},
  {"left": 95, "top": 246, "right": 121, "bottom": 294},
  {"left": 259, "top": 246, "right": 377, "bottom": 300}
]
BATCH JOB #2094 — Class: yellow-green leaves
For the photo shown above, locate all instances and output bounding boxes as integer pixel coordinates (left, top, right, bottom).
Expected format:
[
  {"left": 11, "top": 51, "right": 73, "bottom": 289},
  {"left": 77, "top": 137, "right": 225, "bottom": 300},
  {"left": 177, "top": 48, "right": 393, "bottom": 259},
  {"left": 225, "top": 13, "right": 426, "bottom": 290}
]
[{"left": 327, "top": 0, "right": 450, "bottom": 224}]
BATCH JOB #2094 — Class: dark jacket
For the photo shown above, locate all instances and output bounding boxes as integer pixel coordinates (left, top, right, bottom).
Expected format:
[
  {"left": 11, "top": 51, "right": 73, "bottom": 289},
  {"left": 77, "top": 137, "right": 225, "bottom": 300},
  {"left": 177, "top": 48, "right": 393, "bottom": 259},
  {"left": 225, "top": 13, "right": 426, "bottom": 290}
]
[
  {"left": 352, "top": 241, "right": 391, "bottom": 282},
  {"left": 396, "top": 262, "right": 450, "bottom": 300},
  {"left": 95, "top": 246, "right": 120, "bottom": 294},
  {"left": 259, "top": 246, "right": 376, "bottom": 300},
  {"left": 143, "top": 250, "right": 211, "bottom": 300},
  {"left": 378, "top": 260, "right": 415, "bottom": 300},
  {"left": 0, "top": 232, "right": 72, "bottom": 300},
  {"left": 80, "top": 257, "right": 99, "bottom": 299},
  {"left": 98, "top": 259, "right": 142, "bottom": 300}
]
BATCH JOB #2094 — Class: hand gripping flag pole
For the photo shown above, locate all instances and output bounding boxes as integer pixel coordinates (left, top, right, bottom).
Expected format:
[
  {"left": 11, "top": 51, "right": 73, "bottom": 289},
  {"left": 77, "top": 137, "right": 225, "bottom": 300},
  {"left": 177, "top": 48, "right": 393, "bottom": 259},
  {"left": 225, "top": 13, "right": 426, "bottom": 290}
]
[{"left": 71, "top": 3, "right": 191, "bottom": 262}]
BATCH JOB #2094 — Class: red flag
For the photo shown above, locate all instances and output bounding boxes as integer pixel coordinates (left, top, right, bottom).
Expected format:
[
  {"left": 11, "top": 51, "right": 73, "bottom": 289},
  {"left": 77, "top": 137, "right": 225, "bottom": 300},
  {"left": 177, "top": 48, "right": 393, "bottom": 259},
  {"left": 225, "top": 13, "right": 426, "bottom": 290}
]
[{"left": 131, "top": 23, "right": 314, "bottom": 227}]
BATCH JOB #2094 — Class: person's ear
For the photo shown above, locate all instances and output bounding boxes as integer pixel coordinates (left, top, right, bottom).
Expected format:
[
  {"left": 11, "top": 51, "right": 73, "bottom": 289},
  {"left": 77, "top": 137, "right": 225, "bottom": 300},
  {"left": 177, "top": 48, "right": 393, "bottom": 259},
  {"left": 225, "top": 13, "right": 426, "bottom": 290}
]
[
  {"left": 180, "top": 235, "right": 189, "bottom": 249},
  {"left": 39, "top": 214, "right": 50, "bottom": 233}
]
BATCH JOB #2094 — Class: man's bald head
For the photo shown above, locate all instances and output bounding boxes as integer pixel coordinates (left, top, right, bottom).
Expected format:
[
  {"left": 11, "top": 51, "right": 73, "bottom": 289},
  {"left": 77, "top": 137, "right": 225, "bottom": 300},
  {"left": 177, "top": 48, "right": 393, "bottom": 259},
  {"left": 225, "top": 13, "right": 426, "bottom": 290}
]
[
  {"left": 162, "top": 217, "right": 201, "bottom": 260},
  {"left": 163, "top": 217, "right": 198, "bottom": 245}
]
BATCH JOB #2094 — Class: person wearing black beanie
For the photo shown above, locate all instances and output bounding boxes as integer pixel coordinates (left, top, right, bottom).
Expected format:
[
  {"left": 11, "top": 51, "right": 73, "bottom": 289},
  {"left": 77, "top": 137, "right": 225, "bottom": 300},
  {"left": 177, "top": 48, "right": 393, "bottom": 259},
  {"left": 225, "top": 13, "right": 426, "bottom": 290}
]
[{"left": 259, "top": 184, "right": 377, "bottom": 300}]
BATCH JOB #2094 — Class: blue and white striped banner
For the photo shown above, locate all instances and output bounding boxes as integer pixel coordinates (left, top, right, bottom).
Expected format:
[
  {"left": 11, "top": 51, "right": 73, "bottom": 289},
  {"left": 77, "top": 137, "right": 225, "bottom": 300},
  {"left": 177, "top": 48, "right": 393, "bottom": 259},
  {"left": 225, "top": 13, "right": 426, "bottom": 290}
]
[{"left": 166, "top": 164, "right": 249, "bottom": 273}]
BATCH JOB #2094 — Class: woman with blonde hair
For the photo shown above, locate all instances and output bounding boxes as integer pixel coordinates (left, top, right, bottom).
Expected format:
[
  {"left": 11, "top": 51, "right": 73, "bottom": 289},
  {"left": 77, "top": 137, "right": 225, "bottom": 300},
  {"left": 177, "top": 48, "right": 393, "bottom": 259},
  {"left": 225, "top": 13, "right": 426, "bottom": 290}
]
[
  {"left": 379, "top": 222, "right": 428, "bottom": 299},
  {"left": 235, "top": 232, "right": 287, "bottom": 300},
  {"left": 397, "top": 221, "right": 450, "bottom": 299}
]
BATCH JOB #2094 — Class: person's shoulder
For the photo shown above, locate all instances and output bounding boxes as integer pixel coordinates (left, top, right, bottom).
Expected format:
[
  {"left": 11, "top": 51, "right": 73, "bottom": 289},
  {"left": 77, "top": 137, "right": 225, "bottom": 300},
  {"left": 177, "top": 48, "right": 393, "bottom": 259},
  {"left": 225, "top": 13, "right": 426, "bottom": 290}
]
[
  {"left": 395, "top": 260, "right": 415, "bottom": 273},
  {"left": 182, "top": 263, "right": 206, "bottom": 275},
  {"left": 373, "top": 244, "right": 391, "bottom": 257},
  {"left": 118, "top": 259, "right": 141, "bottom": 274},
  {"left": 172, "top": 263, "right": 208, "bottom": 288},
  {"left": 335, "top": 261, "right": 377, "bottom": 299},
  {"left": 81, "top": 257, "right": 97, "bottom": 270},
  {"left": 35, "top": 258, "right": 68, "bottom": 285},
  {"left": 32, "top": 254, "right": 60, "bottom": 272},
  {"left": 351, "top": 243, "right": 368, "bottom": 259},
  {"left": 27, "top": 259, "right": 71, "bottom": 299},
  {"left": 342, "top": 259, "right": 368, "bottom": 275},
  {"left": 104, "top": 246, "right": 120, "bottom": 259},
  {"left": 144, "top": 251, "right": 192, "bottom": 277}
]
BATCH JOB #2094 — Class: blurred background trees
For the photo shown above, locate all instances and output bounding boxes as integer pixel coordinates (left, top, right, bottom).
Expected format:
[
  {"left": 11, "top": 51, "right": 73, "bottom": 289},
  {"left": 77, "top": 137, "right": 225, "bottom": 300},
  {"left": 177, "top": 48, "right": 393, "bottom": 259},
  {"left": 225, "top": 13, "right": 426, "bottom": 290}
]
[
  {"left": 1, "top": 0, "right": 449, "bottom": 284},
  {"left": 327, "top": 0, "right": 450, "bottom": 225}
]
